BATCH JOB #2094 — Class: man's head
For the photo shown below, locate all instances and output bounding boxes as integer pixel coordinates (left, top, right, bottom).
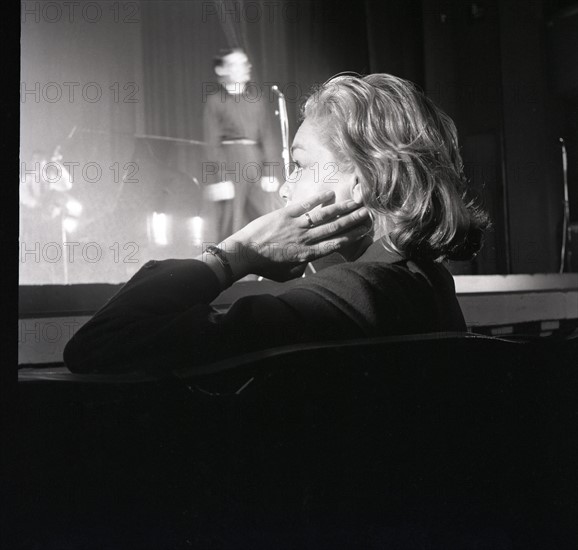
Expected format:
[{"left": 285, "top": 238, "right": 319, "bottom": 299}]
[{"left": 213, "top": 48, "right": 252, "bottom": 86}]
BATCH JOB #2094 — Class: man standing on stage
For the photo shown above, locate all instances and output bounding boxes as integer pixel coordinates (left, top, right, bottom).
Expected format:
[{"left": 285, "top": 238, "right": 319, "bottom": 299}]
[{"left": 203, "top": 48, "right": 282, "bottom": 242}]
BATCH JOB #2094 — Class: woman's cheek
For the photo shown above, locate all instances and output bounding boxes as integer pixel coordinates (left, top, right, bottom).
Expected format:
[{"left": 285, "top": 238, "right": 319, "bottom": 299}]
[
  {"left": 290, "top": 176, "right": 312, "bottom": 203},
  {"left": 318, "top": 166, "right": 340, "bottom": 194}
]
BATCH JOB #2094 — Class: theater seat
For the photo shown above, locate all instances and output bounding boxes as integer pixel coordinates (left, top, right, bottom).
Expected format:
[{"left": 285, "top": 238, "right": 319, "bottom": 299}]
[{"left": 13, "top": 333, "right": 578, "bottom": 550}]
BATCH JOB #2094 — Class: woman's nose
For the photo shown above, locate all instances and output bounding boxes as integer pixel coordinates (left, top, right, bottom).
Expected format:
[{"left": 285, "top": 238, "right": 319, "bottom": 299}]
[{"left": 279, "top": 179, "right": 292, "bottom": 203}]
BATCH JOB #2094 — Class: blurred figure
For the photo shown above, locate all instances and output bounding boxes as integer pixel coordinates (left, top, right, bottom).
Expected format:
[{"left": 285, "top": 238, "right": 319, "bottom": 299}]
[
  {"left": 19, "top": 148, "right": 81, "bottom": 283},
  {"left": 20, "top": 148, "right": 73, "bottom": 216},
  {"left": 203, "top": 48, "right": 282, "bottom": 242}
]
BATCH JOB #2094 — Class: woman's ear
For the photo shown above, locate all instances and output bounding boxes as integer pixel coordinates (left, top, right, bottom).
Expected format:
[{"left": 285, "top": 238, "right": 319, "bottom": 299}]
[{"left": 352, "top": 176, "right": 364, "bottom": 203}]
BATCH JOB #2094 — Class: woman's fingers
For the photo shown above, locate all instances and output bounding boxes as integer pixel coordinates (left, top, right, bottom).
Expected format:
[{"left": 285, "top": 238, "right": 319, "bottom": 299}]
[
  {"left": 286, "top": 190, "right": 335, "bottom": 218},
  {"left": 306, "top": 199, "right": 362, "bottom": 226},
  {"left": 313, "top": 226, "right": 373, "bottom": 254},
  {"left": 288, "top": 225, "right": 372, "bottom": 263},
  {"left": 307, "top": 206, "right": 370, "bottom": 242},
  {"left": 287, "top": 193, "right": 367, "bottom": 232}
]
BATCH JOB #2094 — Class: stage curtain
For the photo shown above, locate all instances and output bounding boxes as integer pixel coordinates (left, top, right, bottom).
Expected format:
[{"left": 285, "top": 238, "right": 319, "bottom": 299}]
[{"left": 139, "top": 0, "right": 372, "bottom": 152}]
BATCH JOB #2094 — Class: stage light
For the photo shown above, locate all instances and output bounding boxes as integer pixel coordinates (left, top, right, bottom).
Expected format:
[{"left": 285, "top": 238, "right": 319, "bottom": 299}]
[
  {"left": 148, "top": 212, "right": 170, "bottom": 246},
  {"left": 189, "top": 216, "right": 204, "bottom": 246}
]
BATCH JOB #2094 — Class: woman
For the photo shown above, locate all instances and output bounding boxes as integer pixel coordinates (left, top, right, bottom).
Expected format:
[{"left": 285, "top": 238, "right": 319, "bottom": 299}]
[{"left": 64, "top": 73, "right": 488, "bottom": 374}]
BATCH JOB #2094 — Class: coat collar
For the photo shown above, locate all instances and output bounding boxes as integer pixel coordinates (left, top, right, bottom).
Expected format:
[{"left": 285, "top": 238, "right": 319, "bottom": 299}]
[
  {"left": 310, "top": 238, "right": 404, "bottom": 273},
  {"left": 356, "top": 238, "right": 404, "bottom": 264}
]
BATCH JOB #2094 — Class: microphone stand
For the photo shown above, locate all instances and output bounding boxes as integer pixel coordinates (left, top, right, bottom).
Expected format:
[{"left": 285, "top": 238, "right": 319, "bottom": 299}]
[
  {"left": 560, "top": 138, "right": 569, "bottom": 273},
  {"left": 272, "top": 86, "right": 290, "bottom": 176}
]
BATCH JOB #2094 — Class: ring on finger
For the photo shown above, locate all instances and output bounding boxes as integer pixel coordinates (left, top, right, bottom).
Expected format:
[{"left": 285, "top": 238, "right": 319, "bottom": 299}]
[{"left": 304, "top": 211, "right": 315, "bottom": 228}]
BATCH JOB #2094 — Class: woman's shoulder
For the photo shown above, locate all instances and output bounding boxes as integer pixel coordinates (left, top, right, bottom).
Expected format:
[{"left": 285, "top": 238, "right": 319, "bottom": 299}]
[
  {"left": 310, "top": 258, "right": 450, "bottom": 285},
  {"left": 283, "top": 259, "right": 462, "bottom": 334},
  {"left": 287, "top": 259, "right": 454, "bottom": 305}
]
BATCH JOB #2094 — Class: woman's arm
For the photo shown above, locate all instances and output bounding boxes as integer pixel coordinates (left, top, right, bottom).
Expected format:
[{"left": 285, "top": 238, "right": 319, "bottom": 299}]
[
  {"left": 63, "top": 193, "right": 370, "bottom": 373},
  {"left": 63, "top": 259, "right": 223, "bottom": 373}
]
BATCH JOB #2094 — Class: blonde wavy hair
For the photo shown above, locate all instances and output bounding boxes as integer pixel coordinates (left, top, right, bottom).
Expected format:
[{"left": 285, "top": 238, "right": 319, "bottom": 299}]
[{"left": 302, "top": 73, "right": 489, "bottom": 261}]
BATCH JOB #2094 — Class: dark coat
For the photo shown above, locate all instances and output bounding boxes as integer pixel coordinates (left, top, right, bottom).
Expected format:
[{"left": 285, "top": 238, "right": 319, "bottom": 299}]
[{"left": 64, "top": 240, "right": 466, "bottom": 373}]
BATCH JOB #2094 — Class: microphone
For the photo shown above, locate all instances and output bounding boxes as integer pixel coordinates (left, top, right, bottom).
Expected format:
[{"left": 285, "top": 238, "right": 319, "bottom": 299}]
[{"left": 271, "top": 85, "right": 285, "bottom": 98}]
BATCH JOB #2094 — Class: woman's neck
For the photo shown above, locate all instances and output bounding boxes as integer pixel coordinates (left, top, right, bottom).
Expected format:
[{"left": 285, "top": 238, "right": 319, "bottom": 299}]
[
  {"left": 339, "top": 234, "right": 375, "bottom": 262},
  {"left": 339, "top": 220, "right": 388, "bottom": 261}
]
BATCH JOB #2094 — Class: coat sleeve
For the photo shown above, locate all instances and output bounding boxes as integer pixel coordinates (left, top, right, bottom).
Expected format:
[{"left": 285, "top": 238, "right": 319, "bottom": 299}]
[{"left": 63, "top": 259, "right": 363, "bottom": 374}]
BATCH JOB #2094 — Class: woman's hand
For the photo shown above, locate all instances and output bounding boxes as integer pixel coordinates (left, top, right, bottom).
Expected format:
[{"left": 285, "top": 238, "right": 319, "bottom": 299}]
[{"left": 217, "top": 190, "right": 371, "bottom": 282}]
